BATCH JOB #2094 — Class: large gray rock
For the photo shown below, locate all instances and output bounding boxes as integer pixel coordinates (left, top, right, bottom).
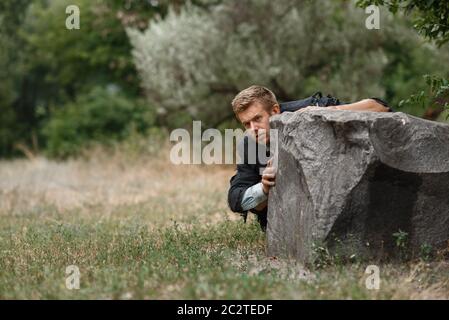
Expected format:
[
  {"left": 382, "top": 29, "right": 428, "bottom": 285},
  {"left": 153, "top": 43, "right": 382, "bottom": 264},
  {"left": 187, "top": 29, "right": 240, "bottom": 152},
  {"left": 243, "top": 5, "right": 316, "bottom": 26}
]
[{"left": 267, "top": 110, "right": 449, "bottom": 263}]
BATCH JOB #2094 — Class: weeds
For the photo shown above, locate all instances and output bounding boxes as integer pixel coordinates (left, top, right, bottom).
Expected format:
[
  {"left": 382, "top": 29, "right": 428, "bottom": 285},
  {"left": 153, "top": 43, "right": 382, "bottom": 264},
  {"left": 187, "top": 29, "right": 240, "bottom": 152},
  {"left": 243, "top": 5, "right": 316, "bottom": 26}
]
[
  {"left": 393, "top": 229, "right": 409, "bottom": 260},
  {"left": 0, "top": 153, "right": 448, "bottom": 299}
]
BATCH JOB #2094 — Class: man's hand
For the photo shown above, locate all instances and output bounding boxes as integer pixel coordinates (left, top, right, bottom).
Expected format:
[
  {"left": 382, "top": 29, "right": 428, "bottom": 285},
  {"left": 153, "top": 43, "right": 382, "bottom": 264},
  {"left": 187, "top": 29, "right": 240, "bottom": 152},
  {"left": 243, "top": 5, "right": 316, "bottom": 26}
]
[{"left": 261, "top": 158, "right": 276, "bottom": 195}]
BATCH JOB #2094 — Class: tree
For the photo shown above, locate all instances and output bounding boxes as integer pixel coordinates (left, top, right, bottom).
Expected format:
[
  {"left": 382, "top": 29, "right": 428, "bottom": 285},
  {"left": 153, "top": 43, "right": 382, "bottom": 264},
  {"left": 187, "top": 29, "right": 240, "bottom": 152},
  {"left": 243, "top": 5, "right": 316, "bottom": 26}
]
[
  {"left": 0, "top": 0, "right": 32, "bottom": 156},
  {"left": 42, "top": 86, "right": 156, "bottom": 158},
  {"left": 0, "top": 0, "right": 164, "bottom": 157},
  {"left": 128, "top": 0, "right": 449, "bottom": 128},
  {"left": 357, "top": 0, "right": 449, "bottom": 45},
  {"left": 358, "top": 0, "right": 449, "bottom": 119}
]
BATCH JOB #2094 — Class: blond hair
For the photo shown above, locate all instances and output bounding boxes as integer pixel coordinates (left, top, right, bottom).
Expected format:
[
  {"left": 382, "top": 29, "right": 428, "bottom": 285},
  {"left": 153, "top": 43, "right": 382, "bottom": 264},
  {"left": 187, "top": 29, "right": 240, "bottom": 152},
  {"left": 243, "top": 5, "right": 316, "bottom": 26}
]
[{"left": 231, "top": 85, "right": 278, "bottom": 114}]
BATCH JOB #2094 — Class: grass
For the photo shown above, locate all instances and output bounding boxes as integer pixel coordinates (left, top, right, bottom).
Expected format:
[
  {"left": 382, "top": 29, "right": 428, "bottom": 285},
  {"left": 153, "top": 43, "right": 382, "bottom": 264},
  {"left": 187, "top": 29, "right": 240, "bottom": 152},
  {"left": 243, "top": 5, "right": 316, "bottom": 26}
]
[{"left": 0, "top": 143, "right": 448, "bottom": 299}]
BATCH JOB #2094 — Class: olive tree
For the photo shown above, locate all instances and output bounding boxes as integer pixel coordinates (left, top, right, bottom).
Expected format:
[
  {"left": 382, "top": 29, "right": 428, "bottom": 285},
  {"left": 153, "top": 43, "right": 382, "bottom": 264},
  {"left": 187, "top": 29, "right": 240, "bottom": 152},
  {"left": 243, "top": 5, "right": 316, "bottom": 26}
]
[{"left": 127, "top": 0, "right": 446, "bottom": 127}]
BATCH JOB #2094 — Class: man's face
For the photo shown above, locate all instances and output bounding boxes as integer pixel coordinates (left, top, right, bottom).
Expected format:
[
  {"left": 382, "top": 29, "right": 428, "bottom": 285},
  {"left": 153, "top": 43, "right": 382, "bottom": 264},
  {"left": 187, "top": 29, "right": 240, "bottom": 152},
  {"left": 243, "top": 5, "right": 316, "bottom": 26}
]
[{"left": 237, "top": 101, "right": 280, "bottom": 144}]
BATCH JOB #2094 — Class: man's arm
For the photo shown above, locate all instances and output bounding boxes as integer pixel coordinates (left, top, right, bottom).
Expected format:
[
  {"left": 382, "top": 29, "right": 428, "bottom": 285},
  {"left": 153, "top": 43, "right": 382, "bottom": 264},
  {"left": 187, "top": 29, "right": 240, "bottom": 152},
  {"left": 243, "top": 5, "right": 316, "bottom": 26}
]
[
  {"left": 328, "top": 98, "right": 390, "bottom": 112},
  {"left": 228, "top": 136, "right": 262, "bottom": 213},
  {"left": 229, "top": 141, "right": 276, "bottom": 214},
  {"left": 232, "top": 169, "right": 273, "bottom": 213},
  {"left": 296, "top": 97, "right": 392, "bottom": 113},
  {"left": 228, "top": 165, "right": 260, "bottom": 213},
  {"left": 241, "top": 182, "right": 268, "bottom": 211}
]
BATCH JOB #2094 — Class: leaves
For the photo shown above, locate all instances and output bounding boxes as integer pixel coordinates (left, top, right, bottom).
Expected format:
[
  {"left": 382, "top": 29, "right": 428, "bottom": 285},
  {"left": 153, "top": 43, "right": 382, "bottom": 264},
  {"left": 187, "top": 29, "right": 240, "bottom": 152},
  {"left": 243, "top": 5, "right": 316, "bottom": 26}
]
[{"left": 357, "top": 0, "right": 449, "bottom": 46}]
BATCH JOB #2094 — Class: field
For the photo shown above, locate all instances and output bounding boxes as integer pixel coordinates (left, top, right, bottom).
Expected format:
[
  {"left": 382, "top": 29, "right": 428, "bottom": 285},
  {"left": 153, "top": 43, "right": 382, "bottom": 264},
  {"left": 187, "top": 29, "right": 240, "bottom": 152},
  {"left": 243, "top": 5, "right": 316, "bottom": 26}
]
[{"left": 0, "top": 143, "right": 448, "bottom": 299}]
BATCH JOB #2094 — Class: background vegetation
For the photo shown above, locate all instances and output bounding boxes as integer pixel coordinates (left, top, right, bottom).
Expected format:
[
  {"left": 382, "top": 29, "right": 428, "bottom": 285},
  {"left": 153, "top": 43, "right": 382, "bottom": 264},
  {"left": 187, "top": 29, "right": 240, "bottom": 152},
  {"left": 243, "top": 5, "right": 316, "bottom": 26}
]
[{"left": 0, "top": 0, "right": 448, "bottom": 159}]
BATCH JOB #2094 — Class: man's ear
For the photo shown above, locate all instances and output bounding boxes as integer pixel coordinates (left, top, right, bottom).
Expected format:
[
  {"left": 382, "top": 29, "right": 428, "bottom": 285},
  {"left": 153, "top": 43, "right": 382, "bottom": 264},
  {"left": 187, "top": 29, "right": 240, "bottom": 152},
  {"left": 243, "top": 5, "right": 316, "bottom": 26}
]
[{"left": 271, "top": 103, "right": 281, "bottom": 115}]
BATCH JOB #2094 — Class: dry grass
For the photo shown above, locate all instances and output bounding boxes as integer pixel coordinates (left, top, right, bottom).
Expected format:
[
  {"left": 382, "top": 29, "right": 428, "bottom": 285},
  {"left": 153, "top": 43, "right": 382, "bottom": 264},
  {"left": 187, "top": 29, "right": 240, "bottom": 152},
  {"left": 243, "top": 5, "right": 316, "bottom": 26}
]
[
  {"left": 0, "top": 144, "right": 239, "bottom": 227},
  {"left": 0, "top": 141, "right": 448, "bottom": 299}
]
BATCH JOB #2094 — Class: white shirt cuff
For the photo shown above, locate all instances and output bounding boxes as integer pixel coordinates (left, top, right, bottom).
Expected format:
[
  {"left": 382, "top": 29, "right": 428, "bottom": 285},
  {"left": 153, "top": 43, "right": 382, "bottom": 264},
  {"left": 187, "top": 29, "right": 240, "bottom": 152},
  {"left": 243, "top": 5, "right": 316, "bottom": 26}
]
[{"left": 241, "top": 182, "right": 268, "bottom": 211}]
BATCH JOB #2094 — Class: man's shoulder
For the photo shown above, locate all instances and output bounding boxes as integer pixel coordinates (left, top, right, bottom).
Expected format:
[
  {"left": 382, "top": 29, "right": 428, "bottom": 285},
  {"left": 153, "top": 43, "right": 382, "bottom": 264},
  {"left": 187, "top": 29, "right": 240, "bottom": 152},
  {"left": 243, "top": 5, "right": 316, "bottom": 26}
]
[{"left": 280, "top": 92, "right": 341, "bottom": 113}]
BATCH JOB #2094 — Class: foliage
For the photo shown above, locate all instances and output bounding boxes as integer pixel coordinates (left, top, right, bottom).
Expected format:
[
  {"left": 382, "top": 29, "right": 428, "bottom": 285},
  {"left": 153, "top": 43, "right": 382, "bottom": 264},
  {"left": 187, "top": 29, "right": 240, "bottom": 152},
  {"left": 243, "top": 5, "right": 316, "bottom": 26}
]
[
  {"left": 42, "top": 86, "right": 156, "bottom": 158},
  {"left": 393, "top": 229, "right": 408, "bottom": 248},
  {"left": 128, "top": 0, "right": 449, "bottom": 129},
  {"left": 392, "top": 229, "right": 409, "bottom": 260},
  {"left": 357, "top": 0, "right": 449, "bottom": 46},
  {"left": 2, "top": 0, "right": 449, "bottom": 158},
  {"left": 381, "top": 43, "right": 449, "bottom": 116},
  {"left": 398, "top": 75, "right": 449, "bottom": 117},
  {"left": 419, "top": 243, "right": 433, "bottom": 261},
  {"left": 0, "top": 0, "right": 33, "bottom": 156},
  {"left": 0, "top": 0, "right": 164, "bottom": 157},
  {"left": 358, "top": 0, "right": 449, "bottom": 118},
  {"left": 21, "top": 0, "right": 162, "bottom": 98}
]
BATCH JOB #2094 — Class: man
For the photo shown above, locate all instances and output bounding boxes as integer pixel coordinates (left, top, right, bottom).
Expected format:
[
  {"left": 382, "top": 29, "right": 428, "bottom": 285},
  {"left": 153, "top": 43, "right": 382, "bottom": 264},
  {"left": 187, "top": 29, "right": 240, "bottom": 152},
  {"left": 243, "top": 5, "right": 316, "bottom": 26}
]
[{"left": 227, "top": 85, "right": 392, "bottom": 230}]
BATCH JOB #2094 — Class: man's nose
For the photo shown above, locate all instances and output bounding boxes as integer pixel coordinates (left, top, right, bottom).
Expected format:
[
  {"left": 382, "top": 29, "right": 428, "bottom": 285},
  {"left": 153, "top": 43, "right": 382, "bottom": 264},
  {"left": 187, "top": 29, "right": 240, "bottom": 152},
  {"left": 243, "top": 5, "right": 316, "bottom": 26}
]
[{"left": 250, "top": 122, "right": 258, "bottom": 131}]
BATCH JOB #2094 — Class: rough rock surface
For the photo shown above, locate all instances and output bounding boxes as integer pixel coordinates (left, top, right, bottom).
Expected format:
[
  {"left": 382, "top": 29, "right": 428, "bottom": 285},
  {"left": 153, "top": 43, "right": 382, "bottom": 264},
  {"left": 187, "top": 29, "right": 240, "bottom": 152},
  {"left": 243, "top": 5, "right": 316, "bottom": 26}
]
[{"left": 267, "top": 110, "right": 449, "bottom": 263}]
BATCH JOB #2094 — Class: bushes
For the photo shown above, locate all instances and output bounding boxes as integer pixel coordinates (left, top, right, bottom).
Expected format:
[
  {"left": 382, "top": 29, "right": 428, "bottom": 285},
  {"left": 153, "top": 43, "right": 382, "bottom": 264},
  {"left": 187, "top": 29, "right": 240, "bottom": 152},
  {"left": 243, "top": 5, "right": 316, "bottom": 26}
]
[
  {"left": 128, "top": 0, "right": 449, "bottom": 126},
  {"left": 0, "top": 0, "right": 166, "bottom": 158},
  {"left": 42, "top": 86, "right": 157, "bottom": 159}
]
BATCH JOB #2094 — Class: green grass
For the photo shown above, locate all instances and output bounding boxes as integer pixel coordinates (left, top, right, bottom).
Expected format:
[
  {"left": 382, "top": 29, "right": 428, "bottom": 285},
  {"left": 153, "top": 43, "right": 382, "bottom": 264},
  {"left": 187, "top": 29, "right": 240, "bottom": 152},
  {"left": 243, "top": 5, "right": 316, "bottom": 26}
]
[
  {"left": 0, "top": 210, "right": 268, "bottom": 299},
  {"left": 1, "top": 209, "right": 448, "bottom": 299},
  {"left": 0, "top": 155, "right": 448, "bottom": 299}
]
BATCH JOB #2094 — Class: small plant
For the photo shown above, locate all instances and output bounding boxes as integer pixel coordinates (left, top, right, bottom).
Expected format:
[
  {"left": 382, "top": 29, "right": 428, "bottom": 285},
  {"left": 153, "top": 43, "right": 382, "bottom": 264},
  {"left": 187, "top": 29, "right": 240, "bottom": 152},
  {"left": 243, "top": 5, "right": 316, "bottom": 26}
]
[
  {"left": 311, "top": 242, "right": 333, "bottom": 269},
  {"left": 311, "top": 235, "right": 360, "bottom": 269},
  {"left": 392, "top": 229, "right": 409, "bottom": 260},
  {"left": 398, "top": 75, "right": 449, "bottom": 118},
  {"left": 393, "top": 230, "right": 408, "bottom": 248},
  {"left": 419, "top": 243, "right": 433, "bottom": 261}
]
